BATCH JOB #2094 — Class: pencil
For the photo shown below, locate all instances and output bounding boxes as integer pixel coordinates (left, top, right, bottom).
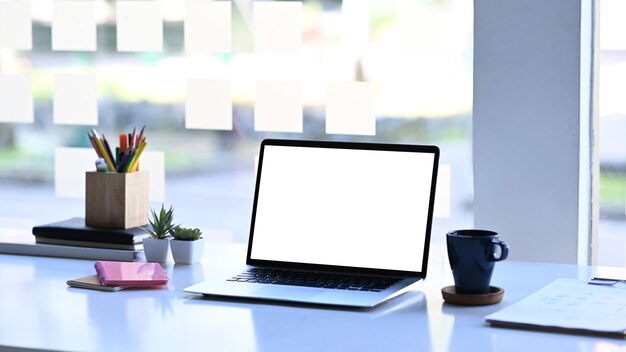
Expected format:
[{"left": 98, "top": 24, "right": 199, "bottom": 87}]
[
  {"left": 91, "top": 129, "right": 115, "bottom": 172},
  {"left": 126, "top": 141, "right": 147, "bottom": 173},
  {"left": 87, "top": 132, "right": 103, "bottom": 158},
  {"left": 101, "top": 134, "right": 115, "bottom": 165},
  {"left": 121, "top": 148, "right": 138, "bottom": 173},
  {"left": 96, "top": 139, "right": 115, "bottom": 172}
]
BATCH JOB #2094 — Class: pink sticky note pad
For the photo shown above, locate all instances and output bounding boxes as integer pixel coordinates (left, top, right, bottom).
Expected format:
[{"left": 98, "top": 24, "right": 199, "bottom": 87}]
[{"left": 94, "top": 261, "right": 168, "bottom": 286}]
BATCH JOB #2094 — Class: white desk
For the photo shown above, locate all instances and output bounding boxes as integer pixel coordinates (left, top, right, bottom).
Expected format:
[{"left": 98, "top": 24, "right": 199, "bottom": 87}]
[{"left": 1, "top": 242, "right": 624, "bottom": 351}]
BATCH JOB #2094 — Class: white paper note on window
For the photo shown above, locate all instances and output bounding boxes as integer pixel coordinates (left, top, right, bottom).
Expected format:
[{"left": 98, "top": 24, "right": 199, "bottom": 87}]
[
  {"left": 0, "top": 0, "right": 32, "bottom": 50},
  {"left": 326, "top": 82, "right": 375, "bottom": 136},
  {"left": 185, "top": 79, "right": 232, "bottom": 130},
  {"left": 254, "top": 81, "right": 302, "bottom": 133},
  {"left": 141, "top": 151, "right": 165, "bottom": 202},
  {"left": 341, "top": 0, "right": 370, "bottom": 52},
  {"left": 185, "top": 0, "right": 231, "bottom": 54},
  {"left": 52, "top": 0, "right": 97, "bottom": 51},
  {"left": 0, "top": 74, "right": 33, "bottom": 123},
  {"left": 54, "top": 74, "right": 98, "bottom": 125},
  {"left": 116, "top": 0, "right": 163, "bottom": 52},
  {"left": 55, "top": 147, "right": 95, "bottom": 198},
  {"left": 253, "top": 1, "right": 302, "bottom": 52}
]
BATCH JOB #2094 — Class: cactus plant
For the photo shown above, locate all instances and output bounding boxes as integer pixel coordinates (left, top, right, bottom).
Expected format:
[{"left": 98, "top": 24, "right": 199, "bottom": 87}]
[
  {"left": 146, "top": 204, "right": 176, "bottom": 240},
  {"left": 171, "top": 227, "right": 203, "bottom": 241}
]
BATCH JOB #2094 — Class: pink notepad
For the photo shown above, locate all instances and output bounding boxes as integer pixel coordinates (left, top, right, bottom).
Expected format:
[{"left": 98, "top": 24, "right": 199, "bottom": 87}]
[{"left": 94, "top": 261, "right": 168, "bottom": 286}]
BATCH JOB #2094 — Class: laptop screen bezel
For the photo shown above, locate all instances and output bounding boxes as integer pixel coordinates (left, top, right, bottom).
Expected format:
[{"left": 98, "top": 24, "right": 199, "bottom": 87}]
[{"left": 245, "top": 139, "right": 439, "bottom": 279}]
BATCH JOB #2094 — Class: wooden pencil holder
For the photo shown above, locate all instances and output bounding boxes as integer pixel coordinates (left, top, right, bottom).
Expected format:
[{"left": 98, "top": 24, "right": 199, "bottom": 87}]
[{"left": 85, "top": 171, "right": 149, "bottom": 229}]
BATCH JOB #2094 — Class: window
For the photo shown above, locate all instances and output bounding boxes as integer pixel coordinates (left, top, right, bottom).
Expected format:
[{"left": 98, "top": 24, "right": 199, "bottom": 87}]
[
  {"left": 0, "top": 0, "right": 473, "bottom": 243},
  {"left": 598, "top": 0, "right": 626, "bottom": 266}
]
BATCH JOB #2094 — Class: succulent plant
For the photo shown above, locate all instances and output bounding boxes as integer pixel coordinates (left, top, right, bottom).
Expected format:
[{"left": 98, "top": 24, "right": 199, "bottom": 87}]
[
  {"left": 171, "top": 227, "right": 203, "bottom": 241},
  {"left": 146, "top": 204, "right": 177, "bottom": 239}
]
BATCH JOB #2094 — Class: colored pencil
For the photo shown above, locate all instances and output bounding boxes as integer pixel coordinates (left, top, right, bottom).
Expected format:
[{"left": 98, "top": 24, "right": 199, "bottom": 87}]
[{"left": 127, "top": 141, "right": 147, "bottom": 173}]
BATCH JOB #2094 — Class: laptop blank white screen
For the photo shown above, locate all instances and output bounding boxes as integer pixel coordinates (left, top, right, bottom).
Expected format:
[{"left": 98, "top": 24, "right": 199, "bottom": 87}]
[{"left": 250, "top": 145, "right": 435, "bottom": 273}]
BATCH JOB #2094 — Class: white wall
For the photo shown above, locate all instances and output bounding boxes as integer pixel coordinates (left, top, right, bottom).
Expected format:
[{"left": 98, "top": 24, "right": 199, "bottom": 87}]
[{"left": 473, "top": 0, "right": 596, "bottom": 264}]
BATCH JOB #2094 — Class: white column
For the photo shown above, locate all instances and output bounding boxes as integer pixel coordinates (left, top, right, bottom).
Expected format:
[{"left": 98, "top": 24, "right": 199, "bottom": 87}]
[{"left": 473, "top": 0, "right": 597, "bottom": 264}]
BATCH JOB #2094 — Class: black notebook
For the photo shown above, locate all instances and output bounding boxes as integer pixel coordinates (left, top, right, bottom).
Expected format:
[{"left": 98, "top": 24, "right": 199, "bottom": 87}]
[{"left": 32, "top": 217, "right": 149, "bottom": 245}]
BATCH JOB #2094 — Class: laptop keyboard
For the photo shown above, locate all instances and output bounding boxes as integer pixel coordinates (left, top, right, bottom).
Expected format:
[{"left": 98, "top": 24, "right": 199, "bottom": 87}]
[{"left": 227, "top": 268, "right": 401, "bottom": 292}]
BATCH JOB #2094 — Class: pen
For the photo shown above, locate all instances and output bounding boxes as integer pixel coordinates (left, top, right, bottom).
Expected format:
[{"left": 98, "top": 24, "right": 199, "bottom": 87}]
[
  {"left": 588, "top": 277, "right": 626, "bottom": 286},
  {"left": 119, "top": 133, "right": 128, "bottom": 153}
]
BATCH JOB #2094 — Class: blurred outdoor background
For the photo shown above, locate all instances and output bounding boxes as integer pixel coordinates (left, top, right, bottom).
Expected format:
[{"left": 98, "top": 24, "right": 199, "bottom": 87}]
[{"left": 0, "top": 0, "right": 624, "bottom": 266}]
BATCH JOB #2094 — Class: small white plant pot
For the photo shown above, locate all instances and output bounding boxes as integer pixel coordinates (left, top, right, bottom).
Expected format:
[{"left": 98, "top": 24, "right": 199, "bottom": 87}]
[
  {"left": 143, "top": 238, "right": 170, "bottom": 263},
  {"left": 171, "top": 239, "right": 204, "bottom": 265}
]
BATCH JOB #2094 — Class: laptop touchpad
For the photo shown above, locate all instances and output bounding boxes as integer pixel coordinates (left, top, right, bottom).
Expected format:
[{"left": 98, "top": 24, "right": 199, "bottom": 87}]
[{"left": 252, "top": 284, "right": 321, "bottom": 301}]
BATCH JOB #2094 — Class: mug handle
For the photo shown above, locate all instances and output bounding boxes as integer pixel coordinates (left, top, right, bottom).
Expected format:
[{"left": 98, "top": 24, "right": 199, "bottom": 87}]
[{"left": 489, "top": 240, "right": 509, "bottom": 261}]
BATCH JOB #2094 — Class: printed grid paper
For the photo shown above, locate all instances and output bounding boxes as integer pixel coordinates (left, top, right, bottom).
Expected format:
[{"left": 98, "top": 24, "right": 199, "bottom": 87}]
[
  {"left": 54, "top": 148, "right": 165, "bottom": 201},
  {"left": 185, "top": 1, "right": 231, "bottom": 54},
  {"left": 185, "top": 79, "right": 232, "bottom": 130},
  {"left": 253, "top": 1, "right": 302, "bottom": 52},
  {"left": 326, "top": 82, "right": 376, "bottom": 136},
  {"left": 0, "top": 0, "right": 32, "bottom": 50},
  {"left": 434, "top": 164, "right": 451, "bottom": 218},
  {"left": 53, "top": 74, "right": 98, "bottom": 125},
  {"left": 116, "top": 0, "right": 163, "bottom": 52},
  {"left": 254, "top": 81, "right": 302, "bottom": 133},
  {"left": 52, "top": 0, "right": 97, "bottom": 51},
  {"left": 0, "top": 74, "right": 33, "bottom": 123}
]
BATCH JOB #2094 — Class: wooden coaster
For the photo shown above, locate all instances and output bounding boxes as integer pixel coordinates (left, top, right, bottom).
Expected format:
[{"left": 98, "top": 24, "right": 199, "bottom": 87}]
[{"left": 441, "top": 286, "right": 504, "bottom": 306}]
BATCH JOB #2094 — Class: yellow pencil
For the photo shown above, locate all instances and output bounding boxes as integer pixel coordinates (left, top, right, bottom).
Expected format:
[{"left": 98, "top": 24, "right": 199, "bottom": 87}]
[
  {"left": 93, "top": 134, "right": 115, "bottom": 172},
  {"left": 127, "top": 141, "right": 147, "bottom": 173}
]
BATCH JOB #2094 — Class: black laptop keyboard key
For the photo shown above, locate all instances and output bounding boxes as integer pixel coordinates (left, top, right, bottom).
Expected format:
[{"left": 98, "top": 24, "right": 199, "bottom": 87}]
[{"left": 229, "top": 268, "right": 401, "bottom": 291}]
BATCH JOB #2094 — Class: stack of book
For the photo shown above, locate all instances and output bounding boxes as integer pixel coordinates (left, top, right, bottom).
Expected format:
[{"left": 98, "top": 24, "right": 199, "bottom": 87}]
[{"left": 0, "top": 218, "right": 149, "bottom": 261}]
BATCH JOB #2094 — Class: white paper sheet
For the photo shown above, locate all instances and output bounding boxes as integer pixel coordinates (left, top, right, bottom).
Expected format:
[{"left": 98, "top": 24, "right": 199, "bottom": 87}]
[
  {"left": 185, "top": 79, "right": 232, "bottom": 130},
  {"left": 0, "top": 0, "right": 32, "bottom": 50},
  {"left": 53, "top": 74, "right": 98, "bottom": 125},
  {"left": 254, "top": 81, "right": 302, "bottom": 133},
  {"left": 486, "top": 278, "right": 626, "bottom": 335},
  {"left": 0, "top": 74, "right": 33, "bottom": 123},
  {"left": 54, "top": 147, "right": 96, "bottom": 198},
  {"left": 140, "top": 151, "right": 165, "bottom": 202},
  {"left": 185, "top": 1, "right": 231, "bottom": 54},
  {"left": 116, "top": 0, "right": 163, "bottom": 52},
  {"left": 341, "top": 0, "right": 370, "bottom": 52},
  {"left": 253, "top": 1, "right": 301, "bottom": 52},
  {"left": 52, "top": 0, "right": 97, "bottom": 51},
  {"left": 326, "top": 82, "right": 375, "bottom": 136}
]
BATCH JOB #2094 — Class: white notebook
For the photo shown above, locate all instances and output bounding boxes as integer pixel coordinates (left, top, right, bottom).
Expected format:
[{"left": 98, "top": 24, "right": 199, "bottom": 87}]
[
  {"left": 486, "top": 278, "right": 626, "bottom": 337},
  {"left": 0, "top": 233, "right": 143, "bottom": 262}
]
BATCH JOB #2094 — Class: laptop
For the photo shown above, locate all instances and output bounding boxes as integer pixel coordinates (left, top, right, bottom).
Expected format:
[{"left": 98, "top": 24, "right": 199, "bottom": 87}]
[{"left": 184, "top": 139, "right": 439, "bottom": 308}]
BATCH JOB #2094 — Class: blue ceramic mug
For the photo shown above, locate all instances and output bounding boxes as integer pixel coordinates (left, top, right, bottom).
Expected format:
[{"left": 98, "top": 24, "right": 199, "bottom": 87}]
[{"left": 446, "top": 229, "right": 509, "bottom": 294}]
